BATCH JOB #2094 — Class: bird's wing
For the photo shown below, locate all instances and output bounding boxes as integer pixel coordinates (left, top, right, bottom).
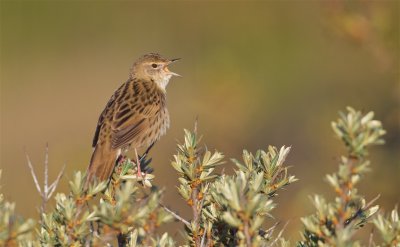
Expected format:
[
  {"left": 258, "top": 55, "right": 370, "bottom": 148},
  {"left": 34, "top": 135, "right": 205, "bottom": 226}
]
[
  {"left": 92, "top": 94, "right": 117, "bottom": 147},
  {"left": 111, "top": 102, "right": 160, "bottom": 149}
]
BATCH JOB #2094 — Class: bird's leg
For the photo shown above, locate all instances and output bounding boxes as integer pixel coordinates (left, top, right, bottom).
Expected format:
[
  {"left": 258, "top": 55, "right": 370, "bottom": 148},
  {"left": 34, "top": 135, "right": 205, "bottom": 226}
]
[
  {"left": 139, "top": 141, "right": 155, "bottom": 163},
  {"left": 116, "top": 154, "right": 127, "bottom": 165},
  {"left": 134, "top": 148, "right": 143, "bottom": 180}
]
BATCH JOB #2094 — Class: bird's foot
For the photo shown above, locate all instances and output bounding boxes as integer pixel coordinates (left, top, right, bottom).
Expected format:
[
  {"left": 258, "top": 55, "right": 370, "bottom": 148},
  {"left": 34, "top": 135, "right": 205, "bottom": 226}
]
[
  {"left": 134, "top": 148, "right": 146, "bottom": 185},
  {"left": 117, "top": 155, "right": 127, "bottom": 164}
]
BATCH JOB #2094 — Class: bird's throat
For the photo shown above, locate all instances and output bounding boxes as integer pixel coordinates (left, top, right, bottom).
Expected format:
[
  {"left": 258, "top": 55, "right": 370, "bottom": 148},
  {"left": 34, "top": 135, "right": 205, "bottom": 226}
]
[{"left": 156, "top": 75, "right": 172, "bottom": 91}]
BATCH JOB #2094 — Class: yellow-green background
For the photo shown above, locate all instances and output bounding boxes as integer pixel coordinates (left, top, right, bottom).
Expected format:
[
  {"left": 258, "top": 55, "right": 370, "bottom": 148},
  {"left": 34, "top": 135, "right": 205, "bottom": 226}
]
[{"left": 1, "top": 0, "right": 399, "bottom": 242}]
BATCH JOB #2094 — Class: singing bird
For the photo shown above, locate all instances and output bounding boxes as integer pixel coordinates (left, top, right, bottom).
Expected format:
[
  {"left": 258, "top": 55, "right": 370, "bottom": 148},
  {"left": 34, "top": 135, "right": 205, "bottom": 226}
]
[{"left": 85, "top": 53, "right": 180, "bottom": 187}]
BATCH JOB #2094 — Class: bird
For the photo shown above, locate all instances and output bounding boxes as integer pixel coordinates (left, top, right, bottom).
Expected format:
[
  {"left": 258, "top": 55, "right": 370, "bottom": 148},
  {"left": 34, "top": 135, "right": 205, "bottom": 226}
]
[{"left": 85, "top": 53, "right": 180, "bottom": 188}]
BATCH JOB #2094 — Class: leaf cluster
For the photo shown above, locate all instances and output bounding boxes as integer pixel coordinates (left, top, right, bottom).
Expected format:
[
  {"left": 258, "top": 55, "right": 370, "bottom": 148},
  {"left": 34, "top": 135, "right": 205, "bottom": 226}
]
[
  {"left": 0, "top": 172, "right": 36, "bottom": 246},
  {"left": 38, "top": 159, "right": 174, "bottom": 246},
  {"left": 170, "top": 127, "right": 297, "bottom": 246}
]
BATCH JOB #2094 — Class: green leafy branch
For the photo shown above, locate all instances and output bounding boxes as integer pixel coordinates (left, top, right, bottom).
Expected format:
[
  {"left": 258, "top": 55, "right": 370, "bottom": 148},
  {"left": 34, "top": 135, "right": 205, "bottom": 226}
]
[{"left": 299, "top": 107, "right": 386, "bottom": 247}]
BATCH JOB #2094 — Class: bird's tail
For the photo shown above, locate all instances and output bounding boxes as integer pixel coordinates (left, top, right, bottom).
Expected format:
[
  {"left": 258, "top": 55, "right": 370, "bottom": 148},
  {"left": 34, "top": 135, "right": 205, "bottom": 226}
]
[{"left": 85, "top": 142, "right": 119, "bottom": 190}]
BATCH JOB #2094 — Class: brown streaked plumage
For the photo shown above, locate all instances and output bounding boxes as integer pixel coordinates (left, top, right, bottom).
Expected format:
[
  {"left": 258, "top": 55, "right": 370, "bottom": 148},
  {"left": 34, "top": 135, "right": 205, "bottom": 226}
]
[{"left": 85, "top": 53, "right": 180, "bottom": 187}]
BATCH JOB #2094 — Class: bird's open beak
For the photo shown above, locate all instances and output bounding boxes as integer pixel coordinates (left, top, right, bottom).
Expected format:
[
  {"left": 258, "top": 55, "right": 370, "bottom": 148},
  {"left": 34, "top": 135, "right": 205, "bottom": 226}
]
[
  {"left": 164, "top": 58, "right": 182, "bottom": 77},
  {"left": 170, "top": 58, "right": 181, "bottom": 63}
]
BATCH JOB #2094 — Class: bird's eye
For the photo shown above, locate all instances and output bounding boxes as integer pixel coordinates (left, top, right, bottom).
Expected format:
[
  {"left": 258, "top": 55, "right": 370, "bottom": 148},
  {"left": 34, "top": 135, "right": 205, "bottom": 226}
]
[{"left": 151, "top": 63, "right": 158, "bottom": 68}]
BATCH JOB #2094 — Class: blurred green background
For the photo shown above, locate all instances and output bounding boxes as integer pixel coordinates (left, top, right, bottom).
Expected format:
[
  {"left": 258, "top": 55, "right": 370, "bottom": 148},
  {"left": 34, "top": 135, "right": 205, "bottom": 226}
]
[{"left": 1, "top": 0, "right": 399, "bottom": 242}]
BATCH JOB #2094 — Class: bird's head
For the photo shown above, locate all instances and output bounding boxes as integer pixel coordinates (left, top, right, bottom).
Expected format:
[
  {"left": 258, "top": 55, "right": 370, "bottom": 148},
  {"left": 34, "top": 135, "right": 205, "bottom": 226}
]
[{"left": 130, "top": 53, "right": 181, "bottom": 91}]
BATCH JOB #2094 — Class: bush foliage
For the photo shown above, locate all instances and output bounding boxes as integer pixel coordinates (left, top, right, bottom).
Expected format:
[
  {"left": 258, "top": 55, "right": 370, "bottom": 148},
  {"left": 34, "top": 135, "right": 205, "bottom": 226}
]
[{"left": 1, "top": 107, "right": 398, "bottom": 247}]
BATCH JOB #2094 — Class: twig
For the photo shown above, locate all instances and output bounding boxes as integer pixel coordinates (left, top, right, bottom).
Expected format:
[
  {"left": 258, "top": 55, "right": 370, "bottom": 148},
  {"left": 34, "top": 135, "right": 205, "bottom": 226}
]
[
  {"left": 191, "top": 186, "right": 201, "bottom": 247},
  {"left": 48, "top": 163, "right": 66, "bottom": 198},
  {"left": 44, "top": 143, "right": 49, "bottom": 204},
  {"left": 160, "top": 203, "right": 190, "bottom": 227},
  {"left": 368, "top": 228, "right": 374, "bottom": 247},
  {"left": 269, "top": 221, "right": 289, "bottom": 247},
  {"left": 365, "top": 194, "right": 381, "bottom": 209},
  {"left": 243, "top": 220, "right": 252, "bottom": 247},
  {"left": 25, "top": 145, "right": 66, "bottom": 216},
  {"left": 25, "top": 149, "right": 42, "bottom": 196},
  {"left": 200, "top": 226, "right": 207, "bottom": 247},
  {"left": 198, "top": 186, "right": 208, "bottom": 247},
  {"left": 42, "top": 144, "right": 50, "bottom": 212},
  {"left": 194, "top": 116, "right": 198, "bottom": 135},
  {"left": 262, "top": 221, "right": 280, "bottom": 240}
]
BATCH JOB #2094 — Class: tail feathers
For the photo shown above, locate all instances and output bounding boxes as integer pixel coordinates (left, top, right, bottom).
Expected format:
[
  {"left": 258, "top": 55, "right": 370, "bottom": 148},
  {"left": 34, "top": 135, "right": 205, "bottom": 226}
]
[{"left": 85, "top": 142, "right": 119, "bottom": 190}]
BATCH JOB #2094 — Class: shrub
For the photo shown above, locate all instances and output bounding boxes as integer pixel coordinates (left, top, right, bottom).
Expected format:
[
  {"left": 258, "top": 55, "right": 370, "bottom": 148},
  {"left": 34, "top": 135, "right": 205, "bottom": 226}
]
[{"left": 0, "top": 107, "right": 398, "bottom": 247}]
